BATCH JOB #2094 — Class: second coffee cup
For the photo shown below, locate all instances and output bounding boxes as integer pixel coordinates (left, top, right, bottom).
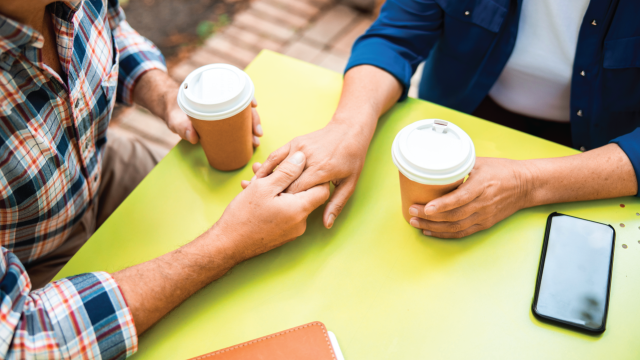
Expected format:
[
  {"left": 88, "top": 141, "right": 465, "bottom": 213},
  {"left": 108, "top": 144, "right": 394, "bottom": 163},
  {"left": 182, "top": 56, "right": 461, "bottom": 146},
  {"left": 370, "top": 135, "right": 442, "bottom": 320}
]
[
  {"left": 177, "top": 64, "right": 255, "bottom": 171},
  {"left": 391, "top": 119, "right": 476, "bottom": 223}
]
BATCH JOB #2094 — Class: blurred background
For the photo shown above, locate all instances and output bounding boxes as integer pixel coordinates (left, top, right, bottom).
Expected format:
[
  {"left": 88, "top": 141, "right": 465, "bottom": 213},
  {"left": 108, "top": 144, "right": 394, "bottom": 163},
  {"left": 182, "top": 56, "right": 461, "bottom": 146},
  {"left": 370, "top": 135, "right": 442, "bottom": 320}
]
[{"left": 111, "top": 0, "right": 398, "bottom": 154}]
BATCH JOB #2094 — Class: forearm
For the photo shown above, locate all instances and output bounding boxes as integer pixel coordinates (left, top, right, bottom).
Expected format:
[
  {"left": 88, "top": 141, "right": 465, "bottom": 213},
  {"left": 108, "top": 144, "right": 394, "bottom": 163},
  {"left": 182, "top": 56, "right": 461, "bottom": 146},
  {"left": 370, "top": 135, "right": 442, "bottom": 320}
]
[
  {"left": 132, "top": 69, "right": 179, "bottom": 120},
  {"left": 332, "top": 65, "right": 402, "bottom": 137},
  {"left": 526, "top": 143, "right": 638, "bottom": 207},
  {"left": 113, "top": 225, "right": 238, "bottom": 334}
]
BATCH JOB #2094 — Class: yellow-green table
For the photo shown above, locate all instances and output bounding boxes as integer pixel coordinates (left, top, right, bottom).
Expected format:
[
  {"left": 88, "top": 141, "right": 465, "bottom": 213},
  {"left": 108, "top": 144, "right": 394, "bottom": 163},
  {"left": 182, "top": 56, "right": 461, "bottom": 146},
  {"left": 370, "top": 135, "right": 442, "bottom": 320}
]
[{"left": 57, "top": 51, "right": 640, "bottom": 359}]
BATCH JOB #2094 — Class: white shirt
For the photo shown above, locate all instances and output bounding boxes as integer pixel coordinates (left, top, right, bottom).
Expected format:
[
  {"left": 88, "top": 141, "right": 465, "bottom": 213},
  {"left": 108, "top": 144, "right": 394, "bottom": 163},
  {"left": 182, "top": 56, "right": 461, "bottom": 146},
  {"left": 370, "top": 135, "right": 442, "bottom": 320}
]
[{"left": 488, "top": 0, "right": 591, "bottom": 122}]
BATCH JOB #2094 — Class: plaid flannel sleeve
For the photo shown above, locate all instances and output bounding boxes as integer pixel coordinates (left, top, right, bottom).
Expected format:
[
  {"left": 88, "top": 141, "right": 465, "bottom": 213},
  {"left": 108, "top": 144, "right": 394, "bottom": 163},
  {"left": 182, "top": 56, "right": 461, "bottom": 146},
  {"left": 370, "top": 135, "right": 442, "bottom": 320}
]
[
  {"left": 107, "top": 0, "right": 167, "bottom": 105},
  {"left": 0, "top": 248, "right": 137, "bottom": 359}
]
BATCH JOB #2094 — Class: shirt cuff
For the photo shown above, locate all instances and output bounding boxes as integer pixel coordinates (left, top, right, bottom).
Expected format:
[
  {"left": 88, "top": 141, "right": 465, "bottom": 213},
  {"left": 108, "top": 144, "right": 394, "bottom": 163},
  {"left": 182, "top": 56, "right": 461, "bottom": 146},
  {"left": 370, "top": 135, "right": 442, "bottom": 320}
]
[
  {"left": 117, "top": 57, "right": 167, "bottom": 106},
  {"left": 114, "top": 20, "right": 167, "bottom": 106},
  {"left": 610, "top": 127, "right": 640, "bottom": 197},
  {"left": 41, "top": 272, "right": 138, "bottom": 359},
  {"left": 345, "top": 38, "right": 414, "bottom": 102}
]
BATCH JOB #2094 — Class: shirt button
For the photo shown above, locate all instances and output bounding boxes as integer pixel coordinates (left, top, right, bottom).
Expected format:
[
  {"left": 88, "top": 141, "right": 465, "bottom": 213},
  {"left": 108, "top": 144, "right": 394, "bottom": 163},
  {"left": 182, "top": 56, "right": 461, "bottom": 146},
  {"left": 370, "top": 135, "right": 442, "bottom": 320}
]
[
  {"left": 580, "top": 146, "right": 586, "bottom": 152},
  {"left": 591, "top": 20, "right": 597, "bottom": 26},
  {"left": 74, "top": 100, "right": 80, "bottom": 109},
  {"left": 464, "top": 11, "right": 470, "bottom": 15},
  {"left": 577, "top": 109, "right": 583, "bottom": 117},
  {"left": 580, "top": 70, "right": 586, "bottom": 76},
  {"left": 0, "top": 54, "right": 7, "bottom": 61},
  {"left": 93, "top": 174, "right": 98, "bottom": 182}
]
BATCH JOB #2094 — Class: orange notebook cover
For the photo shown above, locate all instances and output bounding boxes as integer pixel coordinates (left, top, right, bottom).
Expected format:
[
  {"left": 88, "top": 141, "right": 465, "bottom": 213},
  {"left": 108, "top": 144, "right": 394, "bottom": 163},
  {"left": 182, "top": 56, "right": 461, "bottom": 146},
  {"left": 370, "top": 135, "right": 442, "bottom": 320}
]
[{"left": 189, "top": 322, "right": 338, "bottom": 360}]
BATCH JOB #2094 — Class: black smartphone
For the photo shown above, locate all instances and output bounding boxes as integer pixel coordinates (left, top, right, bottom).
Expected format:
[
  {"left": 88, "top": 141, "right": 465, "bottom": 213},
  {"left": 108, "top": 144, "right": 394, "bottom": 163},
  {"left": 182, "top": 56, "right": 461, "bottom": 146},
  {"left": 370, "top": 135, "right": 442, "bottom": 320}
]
[{"left": 532, "top": 212, "right": 615, "bottom": 333}]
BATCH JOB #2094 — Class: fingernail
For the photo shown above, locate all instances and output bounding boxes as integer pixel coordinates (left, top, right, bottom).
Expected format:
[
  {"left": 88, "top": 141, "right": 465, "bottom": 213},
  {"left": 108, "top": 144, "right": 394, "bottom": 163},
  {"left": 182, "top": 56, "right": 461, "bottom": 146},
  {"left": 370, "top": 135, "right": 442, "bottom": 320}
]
[
  {"left": 289, "top": 151, "right": 304, "bottom": 165},
  {"left": 254, "top": 136, "right": 260, "bottom": 145},
  {"left": 424, "top": 205, "right": 436, "bottom": 215},
  {"left": 251, "top": 175, "right": 256, "bottom": 181},
  {"left": 409, "top": 208, "right": 418, "bottom": 217},
  {"left": 185, "top": 130, "right": 191, "bottom": 140},
  {"left": 327, "top": 214, "right": 336, "bottom": 229},
  {"left": 423, "top": 230, "right": 432, "bottom": 236},
  {"left": 256, "top": 124, "right": 263, "bottom": 136},
  {"left": 410, "top": 219, "right": 419, "bottom": 227}
]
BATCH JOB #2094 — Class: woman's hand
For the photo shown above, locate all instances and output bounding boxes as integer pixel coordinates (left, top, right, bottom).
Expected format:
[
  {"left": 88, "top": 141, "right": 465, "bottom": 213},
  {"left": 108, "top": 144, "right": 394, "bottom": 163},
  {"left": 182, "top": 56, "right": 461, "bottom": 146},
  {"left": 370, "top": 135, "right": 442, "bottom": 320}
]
[
  {"left": 215, "top": 151, "right": 330, "bottom": 263},
  {"left": 408, "top": 157, "right": 535, "bottom": 239},
  {"left": 248, "top": 120, "right": 374, "bottom": 229}
]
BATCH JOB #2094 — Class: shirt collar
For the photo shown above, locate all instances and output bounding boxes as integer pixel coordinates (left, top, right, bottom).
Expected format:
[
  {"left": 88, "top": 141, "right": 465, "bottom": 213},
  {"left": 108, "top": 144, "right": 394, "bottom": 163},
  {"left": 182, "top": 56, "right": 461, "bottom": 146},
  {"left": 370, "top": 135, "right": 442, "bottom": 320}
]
[
  {"left": 0, "top": 1, "right": 81, "bottom": 57},
  {"left": 0, "top": 15, "right": 44, "bottom": 57}
]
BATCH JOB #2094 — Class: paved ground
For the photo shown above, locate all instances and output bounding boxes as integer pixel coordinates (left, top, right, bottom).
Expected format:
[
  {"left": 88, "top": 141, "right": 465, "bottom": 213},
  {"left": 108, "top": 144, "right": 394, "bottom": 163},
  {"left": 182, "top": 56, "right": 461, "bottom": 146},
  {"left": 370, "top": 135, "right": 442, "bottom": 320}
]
[{"left": 112, "top": 0, "right": 417, "bottom": 154}]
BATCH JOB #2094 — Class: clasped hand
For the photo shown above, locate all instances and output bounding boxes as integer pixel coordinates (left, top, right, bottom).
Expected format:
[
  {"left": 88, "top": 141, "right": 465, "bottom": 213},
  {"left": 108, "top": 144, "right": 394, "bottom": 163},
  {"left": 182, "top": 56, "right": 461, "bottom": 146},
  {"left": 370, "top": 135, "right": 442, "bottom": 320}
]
[
  {"left": 217, "top": 151, "right": 330, "bottom": 263},
  {"left": 243, "top": 121, "right": 371, "bottom": 229}
]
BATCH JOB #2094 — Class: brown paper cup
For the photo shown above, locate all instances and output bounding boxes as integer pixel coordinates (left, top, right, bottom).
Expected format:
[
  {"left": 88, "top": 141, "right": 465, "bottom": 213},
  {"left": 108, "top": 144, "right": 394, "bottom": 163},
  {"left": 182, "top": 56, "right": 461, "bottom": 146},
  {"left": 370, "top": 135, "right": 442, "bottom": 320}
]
[
  {"left": 399, "top": 171, "right": 463, "bottom": 223},
  {"left": 190, "top": 104, "right": 253, "bottom": 171}
]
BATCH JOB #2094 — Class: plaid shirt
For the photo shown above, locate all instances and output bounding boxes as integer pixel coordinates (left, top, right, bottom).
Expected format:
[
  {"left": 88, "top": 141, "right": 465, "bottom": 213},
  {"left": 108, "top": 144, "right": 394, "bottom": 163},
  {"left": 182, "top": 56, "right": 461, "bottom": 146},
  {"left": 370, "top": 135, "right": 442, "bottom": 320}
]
[{"left": 0, "top": 0, "right": 166, "bottom": 358}]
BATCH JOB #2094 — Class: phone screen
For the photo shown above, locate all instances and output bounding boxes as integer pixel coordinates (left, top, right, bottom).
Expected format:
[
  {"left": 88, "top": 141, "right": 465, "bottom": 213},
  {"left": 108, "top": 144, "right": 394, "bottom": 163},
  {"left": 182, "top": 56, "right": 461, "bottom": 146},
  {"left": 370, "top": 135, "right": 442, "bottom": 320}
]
[{"left": 534, "top": 214, "right": 615, "bottom": 331}]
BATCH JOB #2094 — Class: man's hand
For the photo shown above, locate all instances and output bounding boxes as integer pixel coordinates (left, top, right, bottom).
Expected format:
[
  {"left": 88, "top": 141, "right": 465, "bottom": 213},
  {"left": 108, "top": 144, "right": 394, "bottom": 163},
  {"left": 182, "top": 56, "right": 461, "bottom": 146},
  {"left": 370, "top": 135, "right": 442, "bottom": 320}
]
[
  {"left": 133, "top": 70, "right": 263, "bottom": 147},
  {"left": 407, "top": 158, "right": 533, "bottom": 239},
  {"left": 248, "top": 120, "right": 371, "bottom": 229},
  {"left": 216, "top": 151, "right": 331, "bottom": 262},
  {"left": 115, "top": 151, "right": 329, "bottom": 334}
]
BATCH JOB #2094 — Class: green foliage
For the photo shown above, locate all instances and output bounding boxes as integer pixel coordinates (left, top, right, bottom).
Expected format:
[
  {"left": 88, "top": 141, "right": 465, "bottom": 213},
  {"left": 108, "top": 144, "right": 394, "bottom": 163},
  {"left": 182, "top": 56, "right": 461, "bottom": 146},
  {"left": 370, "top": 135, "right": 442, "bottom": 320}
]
[{"left": 196, "top": 14, "right": 230, "bottom": 40}]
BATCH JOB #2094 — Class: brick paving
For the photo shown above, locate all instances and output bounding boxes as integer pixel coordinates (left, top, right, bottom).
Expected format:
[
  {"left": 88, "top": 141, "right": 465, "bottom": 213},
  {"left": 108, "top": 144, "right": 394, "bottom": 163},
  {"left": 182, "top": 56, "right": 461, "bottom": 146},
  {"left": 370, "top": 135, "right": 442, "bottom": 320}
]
[{"left": 114, "top": 0, "right": 413, "bottom": 155}]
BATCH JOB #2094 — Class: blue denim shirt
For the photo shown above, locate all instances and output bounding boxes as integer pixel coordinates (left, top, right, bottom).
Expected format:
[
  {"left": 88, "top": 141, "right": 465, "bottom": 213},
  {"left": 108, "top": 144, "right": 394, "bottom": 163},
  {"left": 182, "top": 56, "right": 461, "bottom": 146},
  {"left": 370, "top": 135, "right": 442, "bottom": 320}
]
[{"left": 347, "top": 0, "right": 640, "bottom": 193}]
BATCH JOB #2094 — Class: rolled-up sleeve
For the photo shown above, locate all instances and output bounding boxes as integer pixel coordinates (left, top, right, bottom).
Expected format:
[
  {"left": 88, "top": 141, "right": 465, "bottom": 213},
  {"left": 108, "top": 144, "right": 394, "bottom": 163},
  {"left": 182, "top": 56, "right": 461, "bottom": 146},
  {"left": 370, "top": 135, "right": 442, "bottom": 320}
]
[
  {"left": 107, "top": 0, "right": 166, "bottom": 105},
  {"left": 0, "top": 248, "right": 137, "bottom": 359},
  {"left": 345, "top": 0, "right": 444, "bottom": 101},
  {"left": 611, "top": 127, "right": 640, "bottom": 196}
]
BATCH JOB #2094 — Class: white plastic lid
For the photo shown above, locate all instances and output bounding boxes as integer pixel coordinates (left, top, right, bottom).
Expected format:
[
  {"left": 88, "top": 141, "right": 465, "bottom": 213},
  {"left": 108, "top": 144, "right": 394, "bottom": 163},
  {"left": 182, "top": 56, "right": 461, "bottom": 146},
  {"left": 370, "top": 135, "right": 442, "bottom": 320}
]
[
  {"left": 391, "top": 119, "right": 476, "bottom": 185},
  {"left": 177, "top": 64, "right": 254, "bottom": 120}
]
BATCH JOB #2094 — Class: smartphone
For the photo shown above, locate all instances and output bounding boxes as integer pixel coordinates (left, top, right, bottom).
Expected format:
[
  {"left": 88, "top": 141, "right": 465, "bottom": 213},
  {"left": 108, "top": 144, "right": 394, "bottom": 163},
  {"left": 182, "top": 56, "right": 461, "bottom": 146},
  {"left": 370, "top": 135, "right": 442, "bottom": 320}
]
[{"left": 532, "top": 212, "right": 615, "bottom": 333}]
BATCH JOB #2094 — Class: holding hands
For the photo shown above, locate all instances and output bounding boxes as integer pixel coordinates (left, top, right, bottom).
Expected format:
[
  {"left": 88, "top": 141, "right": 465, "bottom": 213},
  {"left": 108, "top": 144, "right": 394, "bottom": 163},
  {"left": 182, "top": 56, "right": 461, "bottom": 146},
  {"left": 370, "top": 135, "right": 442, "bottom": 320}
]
[
  {"left": 246, "top": 121, "right": 371, "bottom": 229},
  {"left": 220, "top": 151, "right": 330, "bottom": 262}
]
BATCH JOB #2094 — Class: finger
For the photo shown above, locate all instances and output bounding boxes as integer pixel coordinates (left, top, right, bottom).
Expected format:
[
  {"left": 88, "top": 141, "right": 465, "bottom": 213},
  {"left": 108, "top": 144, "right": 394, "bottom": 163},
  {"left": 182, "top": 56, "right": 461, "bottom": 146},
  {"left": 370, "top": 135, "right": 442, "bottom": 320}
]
[
  {"left": 252, "top": 107, "right": 263, "bottom": 137},
  {"left": 169, "top": 114, "right": 200, "bottom": 144},
  {"left": 255, "top": 143, "right": 292, "bottom": 179},
  {"left": 409, "top": 202, "right": 477, "bottom": 222},
  {"left": 266, "top": 151, "right": 306, "bottom": 193},
  {"left": 252, "top": 98, "right": 258, "bottom": 107},
  {"left": 285, "top": 166, "right": 332, "bottom": 194},
  {"left": 409, "top": 212, "right": 480, "bottom": 233},
  {"left": 241, "top": 175, "right": 257, "bottom": 189},
  {"left": 294, "top": 182, "right": 331, "bottom": 214},
  {"left": 423, "top": 183, "right": 483, "bottom": 216},
  {"left": 253, "top": 135, "right": 260, "bottom": 148},
  {"left": 323, "top": 179, "right": 356, "bottom": 229},
  {"left": 421, "top": 224, "right": 486, "bottom": 239},
  {"left": 252, "top": 162, "right": 262, "bottom": 174}
]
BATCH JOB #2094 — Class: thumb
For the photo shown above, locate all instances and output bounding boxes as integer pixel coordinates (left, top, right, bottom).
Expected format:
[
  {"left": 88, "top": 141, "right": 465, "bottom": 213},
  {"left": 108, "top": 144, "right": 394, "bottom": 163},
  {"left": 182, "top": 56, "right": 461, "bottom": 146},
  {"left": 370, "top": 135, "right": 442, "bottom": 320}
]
[
  {"left": 265, "top": 151, "right": 306, "bottom": 194},
  {"left": 323, "top": 179, "right": 356, "bottom": 229}
]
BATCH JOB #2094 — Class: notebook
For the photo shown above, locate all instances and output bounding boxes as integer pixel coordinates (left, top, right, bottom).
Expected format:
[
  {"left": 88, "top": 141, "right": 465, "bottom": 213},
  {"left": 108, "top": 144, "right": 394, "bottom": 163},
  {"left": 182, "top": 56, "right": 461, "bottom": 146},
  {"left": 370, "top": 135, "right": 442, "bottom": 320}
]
[{"left": 188, "top": 321, "right": 345, "bottom": 360}]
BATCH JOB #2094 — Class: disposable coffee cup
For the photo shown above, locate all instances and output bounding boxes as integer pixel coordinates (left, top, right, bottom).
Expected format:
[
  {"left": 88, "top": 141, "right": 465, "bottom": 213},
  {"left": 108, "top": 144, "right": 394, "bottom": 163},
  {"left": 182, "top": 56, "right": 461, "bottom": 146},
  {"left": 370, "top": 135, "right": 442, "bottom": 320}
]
[
  {"left": 177, "top": 64, "right": 255, "bottom": 171},
  {"left": 391, "top": 119, "right": 476, "bottom": 223}
]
